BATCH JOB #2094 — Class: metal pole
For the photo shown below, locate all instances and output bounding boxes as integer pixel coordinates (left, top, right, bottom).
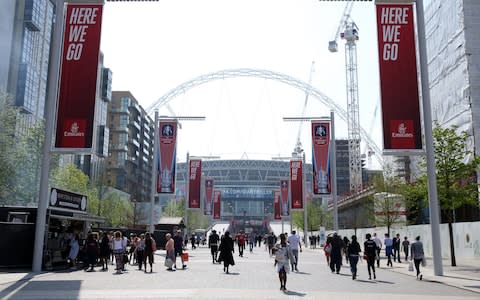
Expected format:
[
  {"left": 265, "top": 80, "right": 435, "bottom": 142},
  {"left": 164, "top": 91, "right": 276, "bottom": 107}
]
[
  {"left": 185, "top": 152, "right": 189, "bottom": 236},
  {"left": 302, "top": 153, "right": 308, "bottom": 248},
  {"left": 415, "top": 0, "right": 443, "bottom": 276},
  {"left": 149, "top": 111, "right": 159, "bottom": 233},
  {"left": 32, "top": 0, "right": 64, "bottom": 273},
  {"left": 331, "top": 111, "right": 338, "bottom": 231}
]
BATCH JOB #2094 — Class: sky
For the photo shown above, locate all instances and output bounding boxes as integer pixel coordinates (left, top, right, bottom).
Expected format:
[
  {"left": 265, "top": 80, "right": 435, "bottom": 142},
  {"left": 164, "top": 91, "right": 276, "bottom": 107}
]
[{"left": 100, "top": 0, "right": 384, "bottom": 169}]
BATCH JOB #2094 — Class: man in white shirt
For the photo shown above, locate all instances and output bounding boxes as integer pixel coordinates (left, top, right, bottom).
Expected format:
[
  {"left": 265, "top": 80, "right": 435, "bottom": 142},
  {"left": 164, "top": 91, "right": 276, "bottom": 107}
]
[
  {"left": 287, "top": 230, "right": 302, "bottom": 272},
  {"left": 372, "top": 232, "right": 382, "bottom": 268}
]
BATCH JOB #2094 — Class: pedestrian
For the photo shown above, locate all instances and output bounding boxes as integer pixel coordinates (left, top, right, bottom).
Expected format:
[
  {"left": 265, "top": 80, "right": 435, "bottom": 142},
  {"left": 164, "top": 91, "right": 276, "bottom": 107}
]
[
  {"left": 248, "top": 233, "right": 255, "bottom": 253},
  {"left": 112, "top": 231, "right": 126, "bottom": 274},
  {"left": 274, "top": 233, "right": 295, "bottom": 291},
  {"left": 267, "top": 232, "right": 276, "bottom": 256},
  {"left": 393, "top": 233, "right": 402, "bottom": 263},
  {"left": 323, "top": 236, "right": 332, "bottom": 266},
  {"left": 190, "top": 234, "right": 196, "bottom": 250},
  {"left": 287, "top": 230, "right": 302, "bottom": 272},
  {"left": 136, "top": 234, "right": 145, "bottom": 271},
  {"left": 364, "top": 233, "right": 377, "bottom": 280},
  {"left": 410, "top": 236, "right": 425, "bottom": 280},
  {"left": 236, "top": 230, "right": 246, "bottom": 257},
  {"left": 347, "top": 235, "right": 361, "bottom": 280},
  {"left": 165, "top": 233, "right": 176, "bottom": 271},
  {"left": 84, "top": 233, "right": 99, "bottom": 272},
  {"left": 402, "top": 236, "right": 410, "bottom": 261},
  {"left": 384, "top": 233, "right": 393, "bottom": 267},
  {"left": 173, "top": 230, "right": 186, "bottom": 269},
  {"left": 209, "top": 230, "right": 220, "bottom": 263},
  {"left": 329, "top": 232, "right": 345, "bottom": 274},
  {"left": 343, "top": 236, "right": 350, "bottom": 265},
  {"left": 99, "top": 231, "right": 110, "bottom": 271},
  {"left": 372, "top": 232, "right": 382, "bottom": 267},
  {"left": 143, "top": 232, "right": 154, "bottom": 273},
  {"left": 128, "top": 233, "right": 137, "bottom": 265},
  {"left": 68, "top": 234, "right": 80, "bottom": 270},
  {"left": 218, "top": 231, "right": 235, "bottom": 274}
]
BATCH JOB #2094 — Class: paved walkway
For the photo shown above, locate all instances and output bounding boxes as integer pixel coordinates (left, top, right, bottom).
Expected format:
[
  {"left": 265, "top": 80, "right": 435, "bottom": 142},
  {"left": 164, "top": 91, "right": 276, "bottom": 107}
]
[{"left": 306, "top": 247, "right": 480, "bottom": 294}]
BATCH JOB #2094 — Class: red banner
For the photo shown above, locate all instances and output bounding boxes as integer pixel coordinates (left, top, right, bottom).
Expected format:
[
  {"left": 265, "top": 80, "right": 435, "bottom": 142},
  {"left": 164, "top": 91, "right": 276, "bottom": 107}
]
[
  {"left": 274, "top": 190, "right": 281, "bottom": 220},
  {"left": 280, "top": 180, "right": 289, "bottom": 216},
  {"left": 213, "top": 190, "right": 221, "bottom": 220},
  {"left": 204, "top": 178, "right": 214, "bottom": 215},
  {"left": 157, "top": 120, "right": 177, "bottom": 193},
  {"left": 290, "top": 160, "right": 303, "bottom": 210},
  {"left": 312, "top": 121, "right": 331, "bottom": 194},
  {"left": 55, "top": 4, "right": 103, "bottom": 150},
  {"left": 188, "top": 159, "right": 201, "bottom": 209},
  {"left": 376, "top": 4, "right": 422, "bottom": 150}
]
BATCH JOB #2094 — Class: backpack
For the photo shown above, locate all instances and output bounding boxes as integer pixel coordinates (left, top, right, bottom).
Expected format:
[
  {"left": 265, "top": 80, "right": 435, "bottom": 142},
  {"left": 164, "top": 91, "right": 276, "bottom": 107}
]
[{"left": 324, "top": 243, "right": 332, "bottom": 254}]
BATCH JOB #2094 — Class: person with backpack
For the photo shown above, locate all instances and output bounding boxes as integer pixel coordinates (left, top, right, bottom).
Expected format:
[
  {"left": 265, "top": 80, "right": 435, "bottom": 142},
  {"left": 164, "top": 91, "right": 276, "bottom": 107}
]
[
  {"left": 323, "top": 236, "right": 332, "bottom": 267},
  {"left": 208, "top": 230, "right": 220, "bottom": 263},
  {"left": 236, "top": 230, "right": 246, "bottom": 257},
  {"left": 273, "top": 233, "right": 295, "bottom": 291}
]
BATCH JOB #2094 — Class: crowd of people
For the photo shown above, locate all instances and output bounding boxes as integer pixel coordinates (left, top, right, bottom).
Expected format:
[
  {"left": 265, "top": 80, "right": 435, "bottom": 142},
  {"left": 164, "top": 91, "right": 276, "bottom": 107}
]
[{"left": 322, "top": 232, "right": 425, "bottom": 281}]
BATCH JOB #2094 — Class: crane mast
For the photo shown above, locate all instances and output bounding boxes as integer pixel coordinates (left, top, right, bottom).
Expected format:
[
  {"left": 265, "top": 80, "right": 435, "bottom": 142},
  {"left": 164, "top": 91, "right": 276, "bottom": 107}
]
[{"left": 329, "top": 2, "right": 362, "bottom": 192}]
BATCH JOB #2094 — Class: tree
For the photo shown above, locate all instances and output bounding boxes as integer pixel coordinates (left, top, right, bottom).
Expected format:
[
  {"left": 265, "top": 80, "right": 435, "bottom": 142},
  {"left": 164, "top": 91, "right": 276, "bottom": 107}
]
[
  {"left": 369, "top": 174, "right": 406, "bottom": 235},
  {"left": 0, "top": 91, "right": 18, "bottom": 203},
  {"left": 432, "top": 124, "right": 480, "bottom": 266},
  {"left": 163, "top": 198, "right": 184, "bottom": 217},
  {"left": 292, "top": 199, "right": 332, "bottom": 232}
]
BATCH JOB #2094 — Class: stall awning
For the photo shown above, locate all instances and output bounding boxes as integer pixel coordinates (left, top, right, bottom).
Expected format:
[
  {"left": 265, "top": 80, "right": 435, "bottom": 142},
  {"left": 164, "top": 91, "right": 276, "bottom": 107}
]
[{"left": 48, "top": 207, "right": 106, "bottom": 223}]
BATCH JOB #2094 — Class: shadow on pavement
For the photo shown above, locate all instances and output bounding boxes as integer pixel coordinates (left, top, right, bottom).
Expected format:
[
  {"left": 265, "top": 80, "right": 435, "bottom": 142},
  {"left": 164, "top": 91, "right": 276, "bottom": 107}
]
[
  {"left": 0, "top": 273, "right": 35, "bottom": 299},
  {"left": 283, "top": 290, "right": 306, "bottom": 297},
  {"left": 375, "top": 280, "right": 394, "bottom": 284},
  {"left": 6, "top": 280, "right": 81, "bottom": 299},
  {"left": 354, "top": 279, "right": 377, "bottom": 284},
  {"left": 294, "top": 271, "right": 311, "bottom": 275},
  {"left": 225, "top": 272, "right": 240, "bottom": 275}
]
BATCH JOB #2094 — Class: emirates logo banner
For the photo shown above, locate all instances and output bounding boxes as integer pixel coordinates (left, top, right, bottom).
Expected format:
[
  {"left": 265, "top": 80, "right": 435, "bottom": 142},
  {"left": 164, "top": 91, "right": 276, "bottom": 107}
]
[
  {"left": 157, "top": 120, "right": 177, "bottom": 193},
  {"left": 376, "top": 3, "right": 422, "bottom": 151},
  {"left": 55, "top": 4, "right": 103, "bottom": 150}
]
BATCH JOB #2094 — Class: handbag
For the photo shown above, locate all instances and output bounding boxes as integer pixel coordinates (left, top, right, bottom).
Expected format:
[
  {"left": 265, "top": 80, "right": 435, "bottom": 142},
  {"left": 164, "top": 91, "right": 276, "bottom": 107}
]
[
  {"left": 164, "top": 257, "right": 174, "bottom": 268},
  {"left": 408, "top": 261, "right": 414, "bottom": 272},
  {"left": 421, "top": 257, "right": 427, "bottom": 267}
]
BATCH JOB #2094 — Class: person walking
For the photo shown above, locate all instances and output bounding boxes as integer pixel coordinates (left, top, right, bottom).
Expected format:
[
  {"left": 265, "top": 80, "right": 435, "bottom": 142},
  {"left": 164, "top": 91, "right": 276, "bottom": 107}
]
[
  {"left": 165, "top": 233, "right": 176, "bottom": 271},
  {"left": 267, "top": 232, "right": 276, "bottom": 256},
  {"left": 410, "top": 236, "right": 425, "bottom": 280},
  {"left": 343, "top": 236, "right": 350, "bottom": 265},
  {"left": 329, "top": 232, "right": 345, "bottom": 274},
  {"left": 218, "top": 231, "right": 235, "bottom": 274},
  {"left": 393, "top": 233, "right": 402, "bottom": 263},
  {"left": 112, "top": 231, "right": 126, "bottom": 274},
  {"left": 135, "top": 234, "right": 145, "bottom": 271},
  {"left": 208, "top": 230, "right": 220, "bottom": 263},
  {"left": 287, "top": 230, "right": 302, "bottom": 272},
  {"left": 402, "top": 236, "right": 410, "bottom": 261},
  {"left": 364, "top": 233, "right": 377, "bottom": 280},
  {"left": 323, "top": 236, "right": 332, "bottom": 267},
  {"left": 143, "top": 232, "right": 154, "bottom": 273},
  {"left": 190, "top": 234, "right": 197, "bottom": 250},
  {"left": 274, "top": 233, "right": 295, "bottom": 291},
  {"left": 99, "top": 231, "right": 110, "bottom": 271},
  {"left": 173, "top": 230, "right": 186, "bottom": 269},
  {"left": 248, "top": 233, "right": 255, "bottom": 253},
  {"left": 347, "top": 235, "right": 361, "bottom": 280},
  {"left": 236, "top": 230, "right": 246, "bottom": 257},
  {"left": 84, "top": 233, "right": 99, "bottom": 272},
  {"left": 372, "top": 232, "right": 382, "bottom": 268},
  {"left": 384, "top": 233, "right": 393, "bottom": 267}
]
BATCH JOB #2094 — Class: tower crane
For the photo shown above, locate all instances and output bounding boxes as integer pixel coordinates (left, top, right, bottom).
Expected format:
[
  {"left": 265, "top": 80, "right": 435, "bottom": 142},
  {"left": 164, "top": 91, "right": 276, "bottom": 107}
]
[
  {"left": 292, "top": 61, "right": 315, "bottom": 157},
  {"left": 329, "top": 1, "right": 362, "bottom": 192}
]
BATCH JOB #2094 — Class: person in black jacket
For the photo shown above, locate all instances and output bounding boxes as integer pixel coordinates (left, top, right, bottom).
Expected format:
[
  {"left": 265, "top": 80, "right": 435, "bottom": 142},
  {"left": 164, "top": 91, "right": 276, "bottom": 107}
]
[
  {"left": 347, "top": 235, "right": 361, "bottom": 280},
  {"left": 85, "top": 233, "right": 99, "bottom": 272},
  {"left": 329, "top": 232, "right": 345, "bottom": 274},
  {"left": 99, "top": 231, "right": 110, "bottom": 271},
  {"left": 393, "top": 233, "right": 402, "bottom": 263},
  {"left": 364, "top": 233, "right": 377, "bottom": 280},
  {"left": 208, "top": 230, "right": 220, "bottom": 263},
  {"left": 217, "top": 231, "right": 235, "bottom": 274}
]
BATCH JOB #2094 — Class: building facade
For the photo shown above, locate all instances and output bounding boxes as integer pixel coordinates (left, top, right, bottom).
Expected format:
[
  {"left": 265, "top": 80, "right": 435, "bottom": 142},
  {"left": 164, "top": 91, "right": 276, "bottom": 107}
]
[{"left": 106, "top": 91, "right": 154, "bottom": 205}]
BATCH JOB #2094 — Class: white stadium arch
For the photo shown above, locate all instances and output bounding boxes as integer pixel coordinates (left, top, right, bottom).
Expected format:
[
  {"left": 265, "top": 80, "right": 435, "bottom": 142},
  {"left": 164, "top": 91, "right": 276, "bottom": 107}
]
[{"left": 146, "top": 68, "right": 382, "bottom": 166}]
